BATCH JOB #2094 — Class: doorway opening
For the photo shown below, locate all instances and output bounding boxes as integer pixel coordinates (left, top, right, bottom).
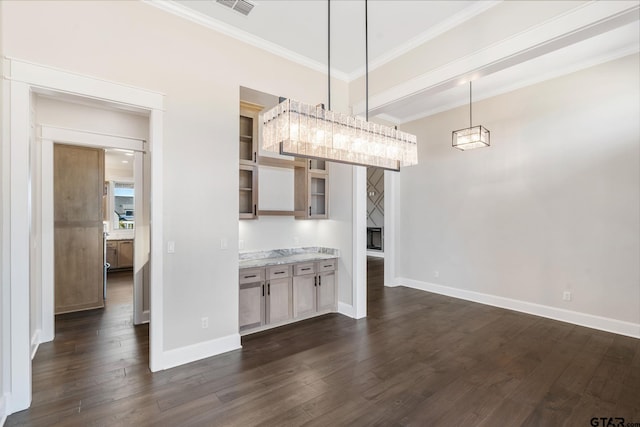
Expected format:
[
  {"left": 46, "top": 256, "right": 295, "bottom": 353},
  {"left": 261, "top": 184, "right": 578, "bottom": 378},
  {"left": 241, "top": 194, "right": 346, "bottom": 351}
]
[
  {"left": 366, "top": 167, "right": 384, "bottom": 258},
  {"left": 34, "top": 92, "right": 151, "bottom": 352},
  {"left": 5, "top": 58, "right": 165, "bottom": 413}
]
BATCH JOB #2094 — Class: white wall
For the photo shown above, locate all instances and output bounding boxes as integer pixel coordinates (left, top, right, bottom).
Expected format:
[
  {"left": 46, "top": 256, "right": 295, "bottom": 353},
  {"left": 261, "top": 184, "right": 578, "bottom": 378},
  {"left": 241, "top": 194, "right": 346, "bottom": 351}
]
[
  {"left": 318, "top": 163, "right": 355, "bottom": 307},
  {"left": 394, "top": 54, "right": 640, "bottom": 332},
  {"left": 1, "top": 0, "right": 354, "bottom": 355}
]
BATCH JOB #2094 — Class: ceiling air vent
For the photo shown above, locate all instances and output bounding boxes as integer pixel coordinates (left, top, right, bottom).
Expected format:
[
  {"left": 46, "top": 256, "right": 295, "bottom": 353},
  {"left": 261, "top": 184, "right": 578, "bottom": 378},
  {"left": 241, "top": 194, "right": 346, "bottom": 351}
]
[{"left": 216, "top": 0, "right": 255, "bottom": 16}]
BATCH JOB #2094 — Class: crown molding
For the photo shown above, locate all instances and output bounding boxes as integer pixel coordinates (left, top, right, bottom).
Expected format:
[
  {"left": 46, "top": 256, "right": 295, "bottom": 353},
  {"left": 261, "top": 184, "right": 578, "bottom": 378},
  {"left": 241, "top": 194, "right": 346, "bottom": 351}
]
[{"left": 144, "top": 0, "right": 351, "bottom": 82}]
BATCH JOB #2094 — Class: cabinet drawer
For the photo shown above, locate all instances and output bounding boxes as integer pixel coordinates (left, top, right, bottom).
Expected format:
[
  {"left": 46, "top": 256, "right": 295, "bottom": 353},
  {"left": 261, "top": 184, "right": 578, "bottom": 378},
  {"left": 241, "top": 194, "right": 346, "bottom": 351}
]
[
  {"left": 267, "top": 265, "right": 291, "bottom": 279},
  {"left": 317, "top": 259, "right": 336, "bottom": 272},
  {"left": 294, "top": 263, "right": 315, "bottom": 276},
  {"left": 239, "top": 268, "right": 264, "bottom": 284}
]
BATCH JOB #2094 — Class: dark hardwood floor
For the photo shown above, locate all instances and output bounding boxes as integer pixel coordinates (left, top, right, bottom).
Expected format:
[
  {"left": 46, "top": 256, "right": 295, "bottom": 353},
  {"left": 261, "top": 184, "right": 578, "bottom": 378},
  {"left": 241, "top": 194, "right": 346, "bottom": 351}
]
[{"left": 7, "top": 258, "right": 640, "bottom": 426}]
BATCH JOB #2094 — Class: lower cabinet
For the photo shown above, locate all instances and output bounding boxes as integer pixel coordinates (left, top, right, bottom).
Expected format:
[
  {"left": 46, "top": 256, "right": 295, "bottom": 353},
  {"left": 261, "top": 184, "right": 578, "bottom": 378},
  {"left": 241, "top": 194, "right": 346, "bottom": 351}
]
[
  {"left": 239, "top": 258, "right": 337, "bottom": 334},
  {"left": 293, "top": 259, "right": 337, "bottom": 318},
  {"left": 106, "top": 239, "right": 134, "bottom": 270}
]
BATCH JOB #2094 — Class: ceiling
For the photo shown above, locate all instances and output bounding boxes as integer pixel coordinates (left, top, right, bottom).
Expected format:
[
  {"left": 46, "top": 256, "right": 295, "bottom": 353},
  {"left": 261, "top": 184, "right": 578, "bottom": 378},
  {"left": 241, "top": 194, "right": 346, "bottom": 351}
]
[
  {"left": 105, "top": 149, "right": 134, "bottom": 174},
  {"left": 149, "top": 0, "right": 640, "bottom": 124}
]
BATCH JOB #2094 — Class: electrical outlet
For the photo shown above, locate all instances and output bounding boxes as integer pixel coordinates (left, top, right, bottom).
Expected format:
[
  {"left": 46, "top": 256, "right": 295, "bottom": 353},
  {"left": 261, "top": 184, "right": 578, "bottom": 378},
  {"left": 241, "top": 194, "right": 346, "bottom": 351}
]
[
  {"left": 239, "top": 240, "right": 245, "bottom": 250},
  {"left": 167, "top": 241, "right": 175, "bottom": 253},
  {"left": 563, "top": 291, "right": 572, "bottom": 301},
  {"left": 220, "top": 238, "right": 228, "bottom": 250},
  {"left": 293, "top": 236, "right": 300, "bottom": 246},
  {"left": 201, "top": 317, "right": 209, "bottom": 329},
  {"left": 434, "top": 270, "right": 439, "bottom": 278}
]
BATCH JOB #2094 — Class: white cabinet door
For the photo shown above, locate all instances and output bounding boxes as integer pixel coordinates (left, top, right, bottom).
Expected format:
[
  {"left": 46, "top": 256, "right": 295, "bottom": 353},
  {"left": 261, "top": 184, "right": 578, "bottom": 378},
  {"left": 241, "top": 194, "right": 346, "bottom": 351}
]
[
  {"left": 293, "top": 274, "right": 316, "bottom": 318},
  {"left": 317, "top": 272, "right": 335, "bottom": 312},
  {"left": 267, "top": 277, "right": 292, "bottom": 324}
]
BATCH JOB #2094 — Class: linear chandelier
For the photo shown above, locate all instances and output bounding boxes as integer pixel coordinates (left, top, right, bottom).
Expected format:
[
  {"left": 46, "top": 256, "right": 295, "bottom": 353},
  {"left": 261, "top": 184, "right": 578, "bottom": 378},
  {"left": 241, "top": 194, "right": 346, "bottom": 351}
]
[
  {"left": 452, "top": 81, "right": 490, "bottom": 151},
  {"left": 261, "top": 0, "right": 418, "bottom": 171}
]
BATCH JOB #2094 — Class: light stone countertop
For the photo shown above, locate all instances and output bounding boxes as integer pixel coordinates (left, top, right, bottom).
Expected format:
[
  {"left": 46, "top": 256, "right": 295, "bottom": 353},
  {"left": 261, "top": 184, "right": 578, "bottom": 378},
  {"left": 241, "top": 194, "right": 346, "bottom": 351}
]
[{"left": 239, "top": 247, "right": 339, "bottom": 269}]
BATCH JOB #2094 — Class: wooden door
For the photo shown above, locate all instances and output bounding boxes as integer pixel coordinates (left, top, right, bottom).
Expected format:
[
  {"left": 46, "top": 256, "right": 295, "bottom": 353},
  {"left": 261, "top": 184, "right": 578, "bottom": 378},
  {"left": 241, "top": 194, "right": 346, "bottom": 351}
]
[
  {"left": 266, "top": 277, "right": 292, "bottom": 324},
  {"left": 317, "top": 272, "right": 336, "bottom": 312},
  {"left": 54, "top": 144, "right": 105, "bottom": 314},
  {"left": 292, "top": 274, "right": 316, "bottom": 318}
]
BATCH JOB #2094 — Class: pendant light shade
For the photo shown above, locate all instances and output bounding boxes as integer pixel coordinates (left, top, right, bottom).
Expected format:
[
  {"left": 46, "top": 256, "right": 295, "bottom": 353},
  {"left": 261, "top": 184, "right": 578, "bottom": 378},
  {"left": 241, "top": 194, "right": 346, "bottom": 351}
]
[
  {"left": 452, "top": 81, "right": 490, "bottom": 151},
  {"left": 262, "top": 99, "right": 418, "bottom": 170},
  {"left": 261, "top": 0, "right": 418, "bottom": 171}
]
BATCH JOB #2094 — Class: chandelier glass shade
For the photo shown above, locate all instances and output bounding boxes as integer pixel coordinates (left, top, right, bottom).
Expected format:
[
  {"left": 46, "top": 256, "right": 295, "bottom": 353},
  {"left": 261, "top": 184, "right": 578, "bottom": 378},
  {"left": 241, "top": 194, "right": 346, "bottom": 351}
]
[
  {"left": 452, "top": 125, "right": 490, "bottom": 151},
  {"left": 452, "top": 81, "right": 490, "bottom": 151},
  {"left": 262, "top": 99, "right": 418, "bottom": 171}
]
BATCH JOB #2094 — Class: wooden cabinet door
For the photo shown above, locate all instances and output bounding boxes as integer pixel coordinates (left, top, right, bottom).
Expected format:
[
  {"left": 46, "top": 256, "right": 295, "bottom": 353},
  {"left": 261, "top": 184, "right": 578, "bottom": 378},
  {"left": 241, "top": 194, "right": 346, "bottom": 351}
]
[
  {"left": 266, "top": 277, "right": 292, "bottom": 324},
  {"left": 239, "top": 281, "right": 264, "bottom": 331},
  {"left": 118, "top": 240, "right": 134, "bottom": 268},
  {"left": 54, "top": 144, "right": 105, "bottom": 314},
  {"left": 239, "top": 165, "right": 258, "bottom": 220},
  {"left": 106, "top": 241, "right": 118, "bottom": 269},
  {"left": 308, "top": 173, "right": 328, "bottom": 218},
  {"left": 293, "top": 274, "right": 316, "bottom": 318},
  {"left": 317, "top": 272, "right": 336, "bottom": 312}
]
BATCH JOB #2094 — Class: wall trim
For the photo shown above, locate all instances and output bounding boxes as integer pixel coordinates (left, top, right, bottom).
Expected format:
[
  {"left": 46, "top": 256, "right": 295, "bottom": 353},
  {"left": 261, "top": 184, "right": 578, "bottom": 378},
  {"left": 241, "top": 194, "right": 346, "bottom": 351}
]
[
  {"left": 162, "top": 334, "right": 242, "bottom": 371},
  {"left": 30, "top": 329, "right": 41, "bottom": 361},
  {"left": 393, "top": 277, "right": 640, "bottom": 339},
  {"left": 3, "top": 57, "right": 165, "bottom": 414},
  {"left": 338, "top": 302, "right": 356, "bottom": 319},
  {"left": 144, "top": 0, "right": 350, "bottom": 82}
]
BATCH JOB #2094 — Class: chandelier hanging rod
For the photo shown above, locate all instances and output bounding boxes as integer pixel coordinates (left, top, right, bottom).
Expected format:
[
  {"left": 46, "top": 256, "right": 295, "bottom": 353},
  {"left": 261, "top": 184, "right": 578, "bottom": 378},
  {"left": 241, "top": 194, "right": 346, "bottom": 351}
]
[{"left": 260, "top": 0, "right": 418, "bottom": 170}]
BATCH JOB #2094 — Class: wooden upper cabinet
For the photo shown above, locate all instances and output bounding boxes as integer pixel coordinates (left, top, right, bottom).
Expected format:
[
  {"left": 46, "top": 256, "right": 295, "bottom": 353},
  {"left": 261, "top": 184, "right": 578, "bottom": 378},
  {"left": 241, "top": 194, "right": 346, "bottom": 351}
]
[
  {"left": 295, "top": 160, "right": 329, "bottom": 220},
  {"left": 239, "top": 101, "right": 261, "bottom": 166},
  {"left": 239, "top": 101, "right": 262, "bottom": 219}
]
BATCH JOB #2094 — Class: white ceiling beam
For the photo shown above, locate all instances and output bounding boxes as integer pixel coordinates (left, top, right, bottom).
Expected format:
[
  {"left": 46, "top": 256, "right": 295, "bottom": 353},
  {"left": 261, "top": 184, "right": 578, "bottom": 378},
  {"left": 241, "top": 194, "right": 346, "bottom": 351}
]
[{"left": 353, "top": 1, "right": 640, "bottom": 119}]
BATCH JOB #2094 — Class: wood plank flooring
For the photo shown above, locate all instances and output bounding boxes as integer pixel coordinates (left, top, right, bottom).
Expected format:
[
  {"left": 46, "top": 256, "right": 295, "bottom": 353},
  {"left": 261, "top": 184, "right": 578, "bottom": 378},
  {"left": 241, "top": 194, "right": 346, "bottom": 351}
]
[{"left": 7, "top": 258, "right": 640, "bottom": 426}]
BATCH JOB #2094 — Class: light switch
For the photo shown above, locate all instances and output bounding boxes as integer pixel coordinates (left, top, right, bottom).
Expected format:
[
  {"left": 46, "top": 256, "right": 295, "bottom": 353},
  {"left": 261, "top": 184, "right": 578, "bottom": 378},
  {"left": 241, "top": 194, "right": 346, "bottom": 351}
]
[
  {"left": 167, "top": 241, "right": 175, "bottom": 253},
  {"left": 220, "top": 238, "right": 228, "bottom": 250}
]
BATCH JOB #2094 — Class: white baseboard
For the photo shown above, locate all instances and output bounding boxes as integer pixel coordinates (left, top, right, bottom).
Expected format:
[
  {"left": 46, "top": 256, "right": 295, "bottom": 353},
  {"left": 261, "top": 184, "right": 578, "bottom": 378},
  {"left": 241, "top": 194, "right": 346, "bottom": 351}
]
[
  {"left": 30, "top": 329, "right": 41, "bottom": 360},
  {"left": 162, "top": 333, "right": 242, "bottom": 370},
  {"left": 338, "top": 302, "right": 356, "bottom": 318},
  {"left": 1, "top": 393, "right": 7, "bottom": 427},
  {"left": 366, "top": 250, "right": 384, "bottom": 258},
  {"left": 394, "top": 277, "right": 640, "bottom": 339}
]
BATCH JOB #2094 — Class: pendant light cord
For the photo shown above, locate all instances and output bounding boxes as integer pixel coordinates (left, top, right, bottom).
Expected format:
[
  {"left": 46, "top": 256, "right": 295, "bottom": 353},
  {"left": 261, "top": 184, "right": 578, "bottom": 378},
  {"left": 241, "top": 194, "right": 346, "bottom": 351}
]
[
  {"left": 328, "top": 0, "right": 331, "bottom": 110},
  {"left": 365, "top": 0, "right": 369, "bottom": 122}
]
